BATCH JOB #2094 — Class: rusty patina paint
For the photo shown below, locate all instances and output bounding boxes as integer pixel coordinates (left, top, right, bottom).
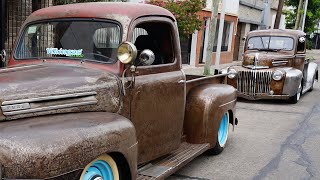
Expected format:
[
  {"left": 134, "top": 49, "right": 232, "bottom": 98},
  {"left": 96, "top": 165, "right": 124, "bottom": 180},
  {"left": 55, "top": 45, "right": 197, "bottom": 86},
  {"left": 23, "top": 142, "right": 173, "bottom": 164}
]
[
  {"left": 184, "top": 77, "right": 237, "bottom": 147},
  {"left": 0, "top": 64, "right": 122, "bottom": 121},
  {"left": 225, "top": 29, "right": 309, "bottom": 100},
  {"left": 244, "top": 29, "right": 306, "bottom": 70},
  {"left": 0, "top": 112, "right": 137, "bottom": 179},
  {"left": 1, "top": 2, "right": 238, "bottom": 179}
]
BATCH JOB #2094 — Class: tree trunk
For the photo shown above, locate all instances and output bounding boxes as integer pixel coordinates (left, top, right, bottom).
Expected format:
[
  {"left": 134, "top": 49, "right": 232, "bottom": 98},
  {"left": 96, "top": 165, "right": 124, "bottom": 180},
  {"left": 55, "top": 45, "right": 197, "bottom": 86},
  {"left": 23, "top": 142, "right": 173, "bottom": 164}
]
[
  {"left": 294, "top": 0, "right": 303, "bottom": 30},
  {"left": 274, "top": 0, "right": 284, "bottom": 29},
  {"left": 203, "top": 0, "right": 219, "bottom": 75}
]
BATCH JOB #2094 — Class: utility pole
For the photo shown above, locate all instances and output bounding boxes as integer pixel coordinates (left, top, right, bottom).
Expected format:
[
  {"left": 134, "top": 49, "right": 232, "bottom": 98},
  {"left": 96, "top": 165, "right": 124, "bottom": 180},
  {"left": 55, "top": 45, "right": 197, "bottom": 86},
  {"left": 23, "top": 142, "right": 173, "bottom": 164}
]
[
  {"left": 203, "top": 0, "right": 219, "bottom": 75},
  {"left": 301, "top": 0, "right": 309, "bottom": 31},
  {"left": 274, "top": 0, "right": 284, "bottom": 29},
  {"left": 295, "top": 0, "right": 303, "bottom": 30},
  {"left": 214, "top": 0, "right": 226, "bottom": 72},
  {"left": 261, "top": 0, "right": 270, "bottom": 29}
]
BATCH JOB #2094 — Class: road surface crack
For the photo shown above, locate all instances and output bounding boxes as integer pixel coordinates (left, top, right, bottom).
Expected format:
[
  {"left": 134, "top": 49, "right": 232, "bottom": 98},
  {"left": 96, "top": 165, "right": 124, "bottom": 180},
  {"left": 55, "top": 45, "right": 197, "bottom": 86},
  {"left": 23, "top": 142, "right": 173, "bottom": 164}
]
[
  {"left": 237, "top": 107, "right": 305, "bottom": 115},
  {"left": 253, "top": 104, "right": 319, "bottom": 180},
  {"left": 171, "top": 174, "right": 210, "bottom": 180}
]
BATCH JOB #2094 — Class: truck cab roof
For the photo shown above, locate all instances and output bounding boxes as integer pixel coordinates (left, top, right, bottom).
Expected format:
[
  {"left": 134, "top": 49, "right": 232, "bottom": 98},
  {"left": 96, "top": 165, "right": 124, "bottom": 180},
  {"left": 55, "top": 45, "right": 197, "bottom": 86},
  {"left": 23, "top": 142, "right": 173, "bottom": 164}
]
[
  {"left": 246, "top": 29, "right": 306, "bottom": 39},
  {"left": 24, "top": 2, "right": 175, "bottom": 26}
]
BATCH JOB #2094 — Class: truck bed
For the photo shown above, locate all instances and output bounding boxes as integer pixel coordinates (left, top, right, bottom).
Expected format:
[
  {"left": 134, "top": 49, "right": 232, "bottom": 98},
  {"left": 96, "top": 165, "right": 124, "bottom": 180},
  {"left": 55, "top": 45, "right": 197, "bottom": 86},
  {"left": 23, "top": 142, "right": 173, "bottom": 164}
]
[{"left": 185, "top": 74, "right": 227, "bottom": 94}]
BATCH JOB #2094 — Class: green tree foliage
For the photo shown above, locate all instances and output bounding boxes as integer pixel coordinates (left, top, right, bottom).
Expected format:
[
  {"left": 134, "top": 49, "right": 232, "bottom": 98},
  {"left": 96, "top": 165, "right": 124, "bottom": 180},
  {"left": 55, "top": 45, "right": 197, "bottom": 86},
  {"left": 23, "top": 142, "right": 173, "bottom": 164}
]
[
  {"left": 284, "top": 0, "right": 320, "bottom": 33},
  {"left": 148, "top": 0, "right": 205, "bottom": 38}
]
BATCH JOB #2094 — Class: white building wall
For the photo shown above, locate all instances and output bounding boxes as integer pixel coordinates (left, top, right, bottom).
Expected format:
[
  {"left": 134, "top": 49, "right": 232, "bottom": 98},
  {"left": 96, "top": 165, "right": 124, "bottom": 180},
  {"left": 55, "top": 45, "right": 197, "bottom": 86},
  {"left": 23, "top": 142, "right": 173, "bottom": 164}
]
[{"left": 205, "top": 0, "right": 239, "bottom": 16}]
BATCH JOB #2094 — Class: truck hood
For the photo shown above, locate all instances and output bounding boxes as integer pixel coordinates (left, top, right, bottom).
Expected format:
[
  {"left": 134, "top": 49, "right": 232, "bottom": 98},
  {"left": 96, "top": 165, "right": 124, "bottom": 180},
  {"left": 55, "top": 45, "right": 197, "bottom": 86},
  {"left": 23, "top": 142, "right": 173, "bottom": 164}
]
[
  {"left": 243, "top": 52, "right": 294, "bottom": 69},
  {"left": 0, "top": 64, "right": 122, "bottom": 121}
]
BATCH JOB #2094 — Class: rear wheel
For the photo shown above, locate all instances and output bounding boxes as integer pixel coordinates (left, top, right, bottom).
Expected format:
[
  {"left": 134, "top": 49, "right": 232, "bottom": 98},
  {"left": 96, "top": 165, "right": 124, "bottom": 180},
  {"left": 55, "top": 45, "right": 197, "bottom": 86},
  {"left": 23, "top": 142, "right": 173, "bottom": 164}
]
[
  {"left": 289, "top": 83, "right": 302, "bottom": 104},
  {"left": 208, "top": 112, "right": 229, "bottom": 155},
  {"left": 80, "top": 154, "right": 119, "bottom": 180}
]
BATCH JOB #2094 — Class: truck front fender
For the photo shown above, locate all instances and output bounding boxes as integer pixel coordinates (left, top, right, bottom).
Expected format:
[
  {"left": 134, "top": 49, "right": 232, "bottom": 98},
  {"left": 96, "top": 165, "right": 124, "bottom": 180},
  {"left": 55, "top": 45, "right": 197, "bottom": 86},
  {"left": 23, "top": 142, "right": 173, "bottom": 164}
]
[
  {"left": 0, "top": 112, "right": 137, "bottom": 179},
  {"left": 184, "top": 84, "right": 237, "bottom": 148},
  {"left": 282, "top": 68, "right": 303, "bottom": 96}
]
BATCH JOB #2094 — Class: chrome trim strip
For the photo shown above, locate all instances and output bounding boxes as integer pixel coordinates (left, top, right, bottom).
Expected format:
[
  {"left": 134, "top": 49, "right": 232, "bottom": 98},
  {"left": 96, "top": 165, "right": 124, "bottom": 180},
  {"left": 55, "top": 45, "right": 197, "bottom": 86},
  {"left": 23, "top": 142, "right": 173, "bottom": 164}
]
[
  {"left": 3, "top": 100, "right": 97, "bottom": 116},
  {"left": 237, "top": 70, "right": 272, "bottom": 96},
  {"left": 185, "top": 74, "right": 227, "bottom": 84},
  {"left": 2, "top": 91, "right": 97, "bottom": 105},
  {"left": 2, "top": 103, "right": 31, "bottom": 112},
  {"left": 219, "top": 99, "right": 236, "bottom": 107},
  {"left": 272, "top": 61, "right": 288, "bottom": 64}
]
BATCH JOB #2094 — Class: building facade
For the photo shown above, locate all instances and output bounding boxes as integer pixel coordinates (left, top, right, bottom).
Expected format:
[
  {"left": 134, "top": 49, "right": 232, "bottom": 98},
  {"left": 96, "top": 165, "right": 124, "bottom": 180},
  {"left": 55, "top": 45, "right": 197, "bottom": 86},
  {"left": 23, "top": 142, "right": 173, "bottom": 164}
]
[{"left": 189, "top": 0, "right": 239, "bottom": 66}]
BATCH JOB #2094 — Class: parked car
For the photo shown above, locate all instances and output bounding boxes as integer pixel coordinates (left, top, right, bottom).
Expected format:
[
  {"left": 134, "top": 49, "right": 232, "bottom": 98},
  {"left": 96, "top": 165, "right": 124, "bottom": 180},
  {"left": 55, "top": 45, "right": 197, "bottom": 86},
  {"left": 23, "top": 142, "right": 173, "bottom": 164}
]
[
  {"left": 223, "top": 29, "right": 318, "bottom": 103},
  {"left": 0, "top": 2, "right": 238, "bottom": 180}
]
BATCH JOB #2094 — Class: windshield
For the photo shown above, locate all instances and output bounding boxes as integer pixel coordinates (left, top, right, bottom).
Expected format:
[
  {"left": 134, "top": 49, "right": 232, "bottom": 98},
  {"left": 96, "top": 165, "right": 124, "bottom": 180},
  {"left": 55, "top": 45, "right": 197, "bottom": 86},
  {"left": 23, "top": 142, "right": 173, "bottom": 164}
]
[
  {"left": 247, "top": 36, "right": 294, "bottom": 51},
  {"left": 15, "top": 20, "right": 121, "bottom": 63}
]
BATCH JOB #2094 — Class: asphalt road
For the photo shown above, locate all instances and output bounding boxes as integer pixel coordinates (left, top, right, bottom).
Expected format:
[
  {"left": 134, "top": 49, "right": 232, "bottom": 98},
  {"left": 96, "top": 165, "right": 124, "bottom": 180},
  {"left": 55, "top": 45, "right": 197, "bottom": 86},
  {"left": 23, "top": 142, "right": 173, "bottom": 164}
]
[{"left": 169, "top": 58, "right": 320, "bottom": 180}]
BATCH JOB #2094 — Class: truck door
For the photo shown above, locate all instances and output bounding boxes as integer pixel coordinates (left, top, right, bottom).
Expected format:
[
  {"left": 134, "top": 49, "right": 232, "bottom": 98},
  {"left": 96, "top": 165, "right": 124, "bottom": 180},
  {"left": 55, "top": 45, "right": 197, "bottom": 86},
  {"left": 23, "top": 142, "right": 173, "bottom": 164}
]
[{"left": 128, "top": 17, "right": 186, "bottom": 164}]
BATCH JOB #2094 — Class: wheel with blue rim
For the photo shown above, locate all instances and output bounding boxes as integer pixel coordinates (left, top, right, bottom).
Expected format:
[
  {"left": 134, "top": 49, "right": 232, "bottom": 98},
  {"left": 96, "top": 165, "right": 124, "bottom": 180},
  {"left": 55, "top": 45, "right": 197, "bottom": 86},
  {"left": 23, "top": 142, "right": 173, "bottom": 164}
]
[
  {"left": 208, "top": 112, "right": 229, "bottom": 155},
  {"left": 80, "top": 154, "right": 119, "bottom": 180}
]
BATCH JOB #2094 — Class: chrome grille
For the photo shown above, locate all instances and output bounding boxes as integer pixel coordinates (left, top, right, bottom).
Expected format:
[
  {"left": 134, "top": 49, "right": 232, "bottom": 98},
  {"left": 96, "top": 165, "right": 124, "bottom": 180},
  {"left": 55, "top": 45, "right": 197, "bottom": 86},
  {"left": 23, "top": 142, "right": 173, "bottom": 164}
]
[{"left": 237, "top": 70, "right": 272, "bottom": 95}]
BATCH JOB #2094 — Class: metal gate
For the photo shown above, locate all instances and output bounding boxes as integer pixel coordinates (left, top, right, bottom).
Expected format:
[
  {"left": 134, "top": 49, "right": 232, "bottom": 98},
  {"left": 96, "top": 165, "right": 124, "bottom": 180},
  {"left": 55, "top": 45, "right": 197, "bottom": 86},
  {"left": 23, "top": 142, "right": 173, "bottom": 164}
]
[
  {"left": 0, "top": 0, "right": 6, "bottom": 67},
  {"left": 4, "top": 0, "right": 52, "bottom": 61}
]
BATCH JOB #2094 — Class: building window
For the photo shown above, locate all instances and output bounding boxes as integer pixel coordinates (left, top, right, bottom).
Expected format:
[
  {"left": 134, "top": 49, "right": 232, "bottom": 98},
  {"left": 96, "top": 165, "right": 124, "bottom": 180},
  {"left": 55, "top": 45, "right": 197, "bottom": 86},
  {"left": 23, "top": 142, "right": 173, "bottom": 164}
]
[{"left": 213, "top": 20, "right": 233, "bottom": 52}]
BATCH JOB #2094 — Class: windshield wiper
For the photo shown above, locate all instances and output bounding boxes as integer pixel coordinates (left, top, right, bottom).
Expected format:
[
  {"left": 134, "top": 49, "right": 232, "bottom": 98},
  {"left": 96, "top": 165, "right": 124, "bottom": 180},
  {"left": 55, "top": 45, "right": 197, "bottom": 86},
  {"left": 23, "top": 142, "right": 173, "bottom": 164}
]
[
  {"left": 249, "top": 48, "right": 280, "bottom": 52},
  {"left": 273, "top": 48, "right": 287, "bottom": 52}
]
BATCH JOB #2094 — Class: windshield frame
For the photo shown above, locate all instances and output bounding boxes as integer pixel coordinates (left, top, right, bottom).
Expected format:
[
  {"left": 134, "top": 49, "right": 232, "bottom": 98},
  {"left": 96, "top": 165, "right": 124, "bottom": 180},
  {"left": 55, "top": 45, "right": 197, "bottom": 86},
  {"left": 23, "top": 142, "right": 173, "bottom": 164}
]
[
  {"left": 246, "top": 35, "right": 295, "bottom": 52},
  {"left": 13, "top": 18, "right": 123, "bottom": 64}
]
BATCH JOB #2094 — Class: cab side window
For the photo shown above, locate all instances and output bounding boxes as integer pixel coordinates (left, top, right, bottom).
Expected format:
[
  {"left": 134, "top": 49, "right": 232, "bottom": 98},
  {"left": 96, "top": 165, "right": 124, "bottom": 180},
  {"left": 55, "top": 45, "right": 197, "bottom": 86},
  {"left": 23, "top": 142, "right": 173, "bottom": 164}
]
[
  {"left": 297, "top": 36, "right": 306, "bottom": 53},
  {"left": 132, "top": 22, "right": 174, "bottom": 65}
]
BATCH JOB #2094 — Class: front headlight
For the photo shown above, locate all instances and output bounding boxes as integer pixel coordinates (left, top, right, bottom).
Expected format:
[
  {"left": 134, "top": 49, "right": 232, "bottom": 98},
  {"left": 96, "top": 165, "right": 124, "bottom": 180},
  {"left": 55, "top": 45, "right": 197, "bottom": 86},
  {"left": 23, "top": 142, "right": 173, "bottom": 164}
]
[
  {"left": 227, "top": 68, "right": 237, "bottom": 79},
  {"left": 117, "top": 42, "right": 137, "bottom": 64},
  {"left": 272, "top": 70, "right": 283, "bottom": 81}
]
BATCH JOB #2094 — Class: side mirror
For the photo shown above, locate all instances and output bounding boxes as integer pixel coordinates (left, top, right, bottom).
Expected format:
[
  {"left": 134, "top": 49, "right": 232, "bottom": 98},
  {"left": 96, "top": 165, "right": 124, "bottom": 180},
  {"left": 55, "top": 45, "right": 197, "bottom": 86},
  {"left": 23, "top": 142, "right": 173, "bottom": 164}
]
[
  {"left": 0, "top": 49, "right": 7, "bottom": 68},
  {"left": 139, "top": 49, "right": 155, "bottom": 66}
]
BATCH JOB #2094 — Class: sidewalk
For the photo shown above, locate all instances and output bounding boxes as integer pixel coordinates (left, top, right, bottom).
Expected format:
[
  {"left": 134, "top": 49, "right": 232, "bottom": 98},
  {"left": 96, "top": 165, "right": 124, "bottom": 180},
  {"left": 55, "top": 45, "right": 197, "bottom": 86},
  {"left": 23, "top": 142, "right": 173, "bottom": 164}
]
[{"left": 182, "top": 61, "right": 241, "bottom": 75}]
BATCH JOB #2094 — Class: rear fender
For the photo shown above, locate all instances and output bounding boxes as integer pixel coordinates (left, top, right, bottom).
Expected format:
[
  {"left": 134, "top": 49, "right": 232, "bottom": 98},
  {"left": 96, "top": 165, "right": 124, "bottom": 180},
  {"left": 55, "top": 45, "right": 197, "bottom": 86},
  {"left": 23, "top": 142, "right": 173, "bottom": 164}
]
[
  {"left": 307, "top": 62, "right": 318, "bottom": 82},
  {"left": 0, "top": 112, "right": 137, "bottom": 179},
  {"left": 184, "top": 84, "right": 237, "bottom": 148}
]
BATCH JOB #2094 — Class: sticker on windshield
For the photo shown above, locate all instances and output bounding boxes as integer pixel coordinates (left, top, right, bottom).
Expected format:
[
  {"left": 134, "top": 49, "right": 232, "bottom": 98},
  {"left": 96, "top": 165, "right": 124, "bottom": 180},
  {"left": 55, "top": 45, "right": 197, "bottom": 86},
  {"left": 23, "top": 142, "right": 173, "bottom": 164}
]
[{"left": 46, "top": 48, "right": 84, "bottom": 57}]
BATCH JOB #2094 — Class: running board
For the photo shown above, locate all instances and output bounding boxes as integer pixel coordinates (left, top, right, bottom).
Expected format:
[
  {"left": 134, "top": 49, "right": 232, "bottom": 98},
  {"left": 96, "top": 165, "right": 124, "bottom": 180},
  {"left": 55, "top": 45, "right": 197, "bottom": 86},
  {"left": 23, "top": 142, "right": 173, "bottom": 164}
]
[{"left": 137, "top": 142, "right": 210, "bottom": 180}]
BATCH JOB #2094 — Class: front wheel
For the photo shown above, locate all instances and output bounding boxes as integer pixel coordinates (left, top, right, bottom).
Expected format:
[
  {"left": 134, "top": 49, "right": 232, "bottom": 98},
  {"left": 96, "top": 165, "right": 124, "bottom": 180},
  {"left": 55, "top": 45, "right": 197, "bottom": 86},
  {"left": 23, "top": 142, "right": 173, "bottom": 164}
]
[
  {"left": 80, "top": 154, "right": 120, "bottom": 180},
  {"left": 208, "top": 112, "right": 229, "bottom": 155},
  {"left": 289, "top": 83, "right": 302, "bottom": 104}
]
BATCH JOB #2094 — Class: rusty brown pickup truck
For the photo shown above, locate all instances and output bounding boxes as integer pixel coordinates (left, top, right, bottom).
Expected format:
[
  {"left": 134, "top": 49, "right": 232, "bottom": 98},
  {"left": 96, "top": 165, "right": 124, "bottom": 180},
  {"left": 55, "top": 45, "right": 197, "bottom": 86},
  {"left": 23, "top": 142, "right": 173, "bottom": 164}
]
[
  {"left": 223, "top": 29, "right": 318, "bottom": 103},
  {"left": 0, "top": 2, "right": 238, "bottom": 180}
]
